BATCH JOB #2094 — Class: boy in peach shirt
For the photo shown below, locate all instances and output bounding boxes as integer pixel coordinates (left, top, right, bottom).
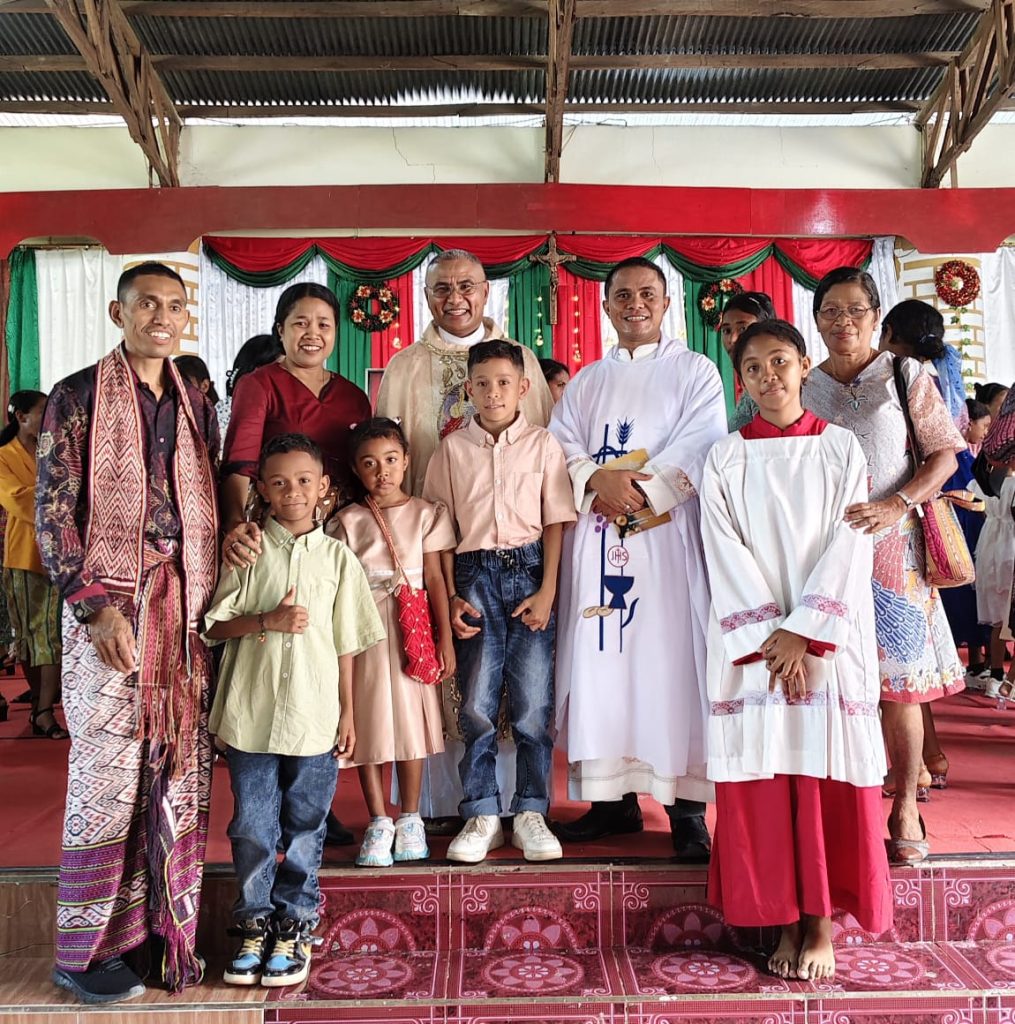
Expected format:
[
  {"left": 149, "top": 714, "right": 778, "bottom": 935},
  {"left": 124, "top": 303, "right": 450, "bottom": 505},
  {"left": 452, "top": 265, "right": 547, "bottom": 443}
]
[{"left": 424, "top": 340, "right": 576, "bottom": 863}]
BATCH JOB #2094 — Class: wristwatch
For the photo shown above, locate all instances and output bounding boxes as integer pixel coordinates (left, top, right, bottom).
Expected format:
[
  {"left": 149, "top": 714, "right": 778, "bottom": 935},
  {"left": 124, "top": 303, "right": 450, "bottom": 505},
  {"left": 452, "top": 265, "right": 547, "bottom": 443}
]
[
  {"left": 70, "top": 597, "right": 102, "bottom": 624},
  {"left": 896, "top": 489, "right": 917, "bottom": 509}
]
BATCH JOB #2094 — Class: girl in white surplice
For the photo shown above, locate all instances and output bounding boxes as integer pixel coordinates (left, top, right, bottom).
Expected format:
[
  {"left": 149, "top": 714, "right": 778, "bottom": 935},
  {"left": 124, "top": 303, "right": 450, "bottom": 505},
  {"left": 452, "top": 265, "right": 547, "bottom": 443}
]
[{"left": 700, "top": 320, "right": 892, "bottom": 983}]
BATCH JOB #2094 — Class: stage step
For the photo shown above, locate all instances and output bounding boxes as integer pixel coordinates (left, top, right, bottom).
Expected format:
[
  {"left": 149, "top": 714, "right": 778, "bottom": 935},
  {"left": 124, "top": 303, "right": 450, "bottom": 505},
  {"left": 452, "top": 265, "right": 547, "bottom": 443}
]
[{"left": 5, "top": 858, "right": 1015, "bottom": 1022}]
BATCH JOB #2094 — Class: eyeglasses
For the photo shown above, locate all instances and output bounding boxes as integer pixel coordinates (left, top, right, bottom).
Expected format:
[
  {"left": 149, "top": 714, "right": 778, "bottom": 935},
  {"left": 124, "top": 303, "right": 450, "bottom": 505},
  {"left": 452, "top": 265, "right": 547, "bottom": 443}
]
[
  {"left": 817, "top": 305, "right": 874, "bottom": 322},
  {"left": 427, "top": 281, "right": 486, "bottom": 299}
]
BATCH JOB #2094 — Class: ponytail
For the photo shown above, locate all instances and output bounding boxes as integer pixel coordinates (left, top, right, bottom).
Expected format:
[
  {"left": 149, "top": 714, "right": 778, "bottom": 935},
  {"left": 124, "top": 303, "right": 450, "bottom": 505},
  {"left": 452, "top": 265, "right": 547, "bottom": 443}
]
[{"left": 0, "top": 390, "right": 47, "bottom": 447}]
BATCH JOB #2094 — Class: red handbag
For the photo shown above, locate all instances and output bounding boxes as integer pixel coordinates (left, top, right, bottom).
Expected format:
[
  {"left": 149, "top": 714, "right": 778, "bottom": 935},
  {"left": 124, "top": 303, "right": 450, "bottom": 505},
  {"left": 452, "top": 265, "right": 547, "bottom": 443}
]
[{"left": 366, "top": 497, "right": 443, "bottom": 686}]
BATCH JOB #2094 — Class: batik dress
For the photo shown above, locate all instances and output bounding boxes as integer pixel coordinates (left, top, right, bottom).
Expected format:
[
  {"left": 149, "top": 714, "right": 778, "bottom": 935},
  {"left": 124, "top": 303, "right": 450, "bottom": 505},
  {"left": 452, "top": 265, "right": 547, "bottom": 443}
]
[{"left": 805, "top": 352, "right": 966, "bottom": 702}]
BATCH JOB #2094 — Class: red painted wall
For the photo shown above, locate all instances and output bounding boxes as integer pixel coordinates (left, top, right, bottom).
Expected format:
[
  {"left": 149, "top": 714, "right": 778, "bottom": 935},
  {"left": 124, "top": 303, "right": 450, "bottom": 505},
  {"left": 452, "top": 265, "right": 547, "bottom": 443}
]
[{"left": 1, "top": 183, "right": 1012, "bottom": 256}]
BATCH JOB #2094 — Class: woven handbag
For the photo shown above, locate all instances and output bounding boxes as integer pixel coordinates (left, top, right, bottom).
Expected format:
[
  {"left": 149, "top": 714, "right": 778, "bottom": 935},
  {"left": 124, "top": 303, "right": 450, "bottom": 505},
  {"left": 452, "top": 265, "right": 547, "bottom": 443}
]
[
  {"left": 893, "top": 357, "right": 976, "bottom": 589},
  {"left": 366, "top": 496, "right": 443, "bottom": 685}
]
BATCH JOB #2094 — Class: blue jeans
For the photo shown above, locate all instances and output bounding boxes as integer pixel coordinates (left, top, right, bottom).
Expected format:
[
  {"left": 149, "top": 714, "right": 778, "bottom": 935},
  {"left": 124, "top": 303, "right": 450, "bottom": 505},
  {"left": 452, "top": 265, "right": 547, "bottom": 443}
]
[
  {"left": 226, "top": 748, "right": 337, "bottom": 926},
  {"left": 454, "top": 541, "right": 554, "bottom": 818}
]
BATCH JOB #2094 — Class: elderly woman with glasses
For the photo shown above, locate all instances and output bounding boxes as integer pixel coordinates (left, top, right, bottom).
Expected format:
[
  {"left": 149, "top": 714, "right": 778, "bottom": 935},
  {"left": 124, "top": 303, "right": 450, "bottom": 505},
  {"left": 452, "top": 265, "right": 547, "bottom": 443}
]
[{"left": 803, "top": 267, "right": 966, "bottom": 866}]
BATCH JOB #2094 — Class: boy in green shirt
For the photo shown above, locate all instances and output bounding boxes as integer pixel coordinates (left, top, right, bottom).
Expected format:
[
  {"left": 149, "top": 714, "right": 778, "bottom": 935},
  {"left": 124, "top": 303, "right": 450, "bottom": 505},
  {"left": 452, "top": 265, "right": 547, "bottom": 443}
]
[{"left": 205, "top": 433, "right": 384, "bottom": 989}]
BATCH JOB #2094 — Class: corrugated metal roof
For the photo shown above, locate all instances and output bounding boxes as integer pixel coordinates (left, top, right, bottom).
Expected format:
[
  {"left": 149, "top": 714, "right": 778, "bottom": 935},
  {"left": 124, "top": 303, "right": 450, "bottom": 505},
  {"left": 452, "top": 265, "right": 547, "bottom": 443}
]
[{"left": 0, "top": 7, "right": 985, "bottom": 114}]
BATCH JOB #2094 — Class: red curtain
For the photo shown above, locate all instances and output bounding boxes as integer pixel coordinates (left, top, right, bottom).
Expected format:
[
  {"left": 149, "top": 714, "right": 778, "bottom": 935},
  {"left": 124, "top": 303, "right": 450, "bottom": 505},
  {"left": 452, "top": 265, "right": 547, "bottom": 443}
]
[
  {"left": 777, "top": 239, "right": 873, "bottom": 282},
  {"left": 205, "top": 234, "right": 874, "bottom": 282},
  {"left": 740, "top": 257, "right": 796, "bottom": 323},
  {"left": 370, "top": 270, "right": 415, "bottom": 370},
  {"left": 556, "top": 267, "right": 603, "bottom": 374}
]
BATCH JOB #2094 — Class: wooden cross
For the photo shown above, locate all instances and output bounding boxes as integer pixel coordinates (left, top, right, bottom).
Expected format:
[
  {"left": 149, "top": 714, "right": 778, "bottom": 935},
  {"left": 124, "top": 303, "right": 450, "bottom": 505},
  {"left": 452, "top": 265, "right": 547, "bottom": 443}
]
[{"left": 529, "top": 232, "right": 576, "bottom": 325}]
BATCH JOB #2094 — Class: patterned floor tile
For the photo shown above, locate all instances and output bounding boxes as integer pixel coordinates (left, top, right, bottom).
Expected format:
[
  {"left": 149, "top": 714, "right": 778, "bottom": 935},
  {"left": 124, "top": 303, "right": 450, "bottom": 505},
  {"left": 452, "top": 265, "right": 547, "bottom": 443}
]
[
  {"left": 940, "top": 940, "right": 1015, "bottom": 990},
  {"left": 298, "top": 950, "right": 450, "bottom": 1002},
  {"left": 805, "top": 941, "right": 976, "bottom": 995},
  {"left": 935, "top": 865, "right": 1015, "bottom": 943},
  {"left": 627, "top": 998, "right": 805, "bottom": 1024},
  {"left": 448, "top": 946, "right": 617, "bottom": 1001},
  {"left": 267, "top": 1006, "right": 446, "bottom": 1024},
  {"left": 318, "top": 870, "right": 450, "bottom": 951},
  {"left": 446, "top": 1002, "right": 619, "bottom": 1024},
  {"left": 449, "top": 868, "right": 610, "bottom": 951},
  {"left": 808, "top": 995, "right": 990, "bottom": 1024},
  {"left": 617, "top": 946, "right": 798, "bottom": 998}
]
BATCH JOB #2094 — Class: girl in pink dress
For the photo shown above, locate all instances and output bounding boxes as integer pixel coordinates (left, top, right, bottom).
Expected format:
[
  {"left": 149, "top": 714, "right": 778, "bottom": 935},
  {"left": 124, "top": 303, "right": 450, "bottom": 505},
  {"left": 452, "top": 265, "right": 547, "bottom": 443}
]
[{"left": 330, "top": 418, "right": 456, "bottom": 867}]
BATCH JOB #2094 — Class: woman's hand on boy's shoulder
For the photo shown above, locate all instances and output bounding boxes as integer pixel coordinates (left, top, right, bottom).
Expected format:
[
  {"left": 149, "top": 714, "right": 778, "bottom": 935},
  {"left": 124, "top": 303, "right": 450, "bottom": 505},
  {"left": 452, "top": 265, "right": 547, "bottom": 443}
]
[{"left": 223, "top": 521, "right": 262, "bottom": 568}]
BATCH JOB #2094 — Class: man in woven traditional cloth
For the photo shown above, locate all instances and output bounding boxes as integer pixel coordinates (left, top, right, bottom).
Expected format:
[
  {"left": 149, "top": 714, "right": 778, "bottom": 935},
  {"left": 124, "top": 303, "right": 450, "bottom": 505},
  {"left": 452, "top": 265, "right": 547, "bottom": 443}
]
[
  {"left": 549, "top": 257, "right": 726, "bottom": 860},
  {"left": 37, "top": 263, "right": 220, "bottom": 1005},
  {"left": 376, "top": 249, "right": 553, "bottom": 828}
]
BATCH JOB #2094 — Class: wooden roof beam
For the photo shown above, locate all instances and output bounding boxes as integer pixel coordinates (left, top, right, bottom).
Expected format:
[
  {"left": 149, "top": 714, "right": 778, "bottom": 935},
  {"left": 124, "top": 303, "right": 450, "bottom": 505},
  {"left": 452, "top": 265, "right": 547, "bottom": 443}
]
[
  {"left": 0, "top": 0, "right": 992, "bottom": 17},
  {"left": 44, "top": 0, "right": 181, "bottom": 186},
  {"left": 545, "top": 0, "right": 577, "bottom": 183},
  {"left": 917, "top": 0, "right": 1015, "bottom": 187}
]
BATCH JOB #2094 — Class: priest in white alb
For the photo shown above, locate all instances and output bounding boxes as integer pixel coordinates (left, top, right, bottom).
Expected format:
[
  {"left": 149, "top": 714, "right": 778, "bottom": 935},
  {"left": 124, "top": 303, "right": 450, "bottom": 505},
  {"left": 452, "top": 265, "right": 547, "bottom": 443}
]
[{"left": 549, "top": 257, "right": 727, "bottom": 860}]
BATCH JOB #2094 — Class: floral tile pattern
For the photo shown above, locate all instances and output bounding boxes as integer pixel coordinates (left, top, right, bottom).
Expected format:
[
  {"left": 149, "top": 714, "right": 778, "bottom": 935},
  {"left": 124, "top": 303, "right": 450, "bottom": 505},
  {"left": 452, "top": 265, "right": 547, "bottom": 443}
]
[
  {"left": 449, "top": 947, "right": 617, "bottom": 1000},
  {"left": 448, "top": 868, "right": 610, "bottom": 951}
]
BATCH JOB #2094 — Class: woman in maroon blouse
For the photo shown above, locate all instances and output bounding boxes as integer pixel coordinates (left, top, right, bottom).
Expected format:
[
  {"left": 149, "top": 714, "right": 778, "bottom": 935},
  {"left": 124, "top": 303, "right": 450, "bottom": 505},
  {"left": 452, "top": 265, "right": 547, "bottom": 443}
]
[
  {"left": 221, "top": 281, "right": 370, "bottom": 848},
  {"left": 221, "top": 281, "right": 371, "bottom": 535}
]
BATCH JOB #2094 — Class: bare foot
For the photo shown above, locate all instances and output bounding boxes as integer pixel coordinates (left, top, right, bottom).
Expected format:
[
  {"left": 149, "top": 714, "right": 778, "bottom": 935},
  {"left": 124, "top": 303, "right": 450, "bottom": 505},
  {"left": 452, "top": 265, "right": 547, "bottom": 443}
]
[
  {"left": 796, "top": 915, "right": 835, "bottom": 981},
  {"left": 767, "top": 921, "right": 801, "bottom": 979}
]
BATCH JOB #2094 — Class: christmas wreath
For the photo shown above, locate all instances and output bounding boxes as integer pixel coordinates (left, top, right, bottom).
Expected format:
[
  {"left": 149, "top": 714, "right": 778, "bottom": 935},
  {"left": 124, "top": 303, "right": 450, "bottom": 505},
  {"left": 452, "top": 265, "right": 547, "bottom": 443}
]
[
  {"left": 698, "top": 278, "right": 744, "bottom": 329},
  {"left": 348, "top": 283, "right": 399, "bottom": 333},
  {"left": 934, "top": 259, "right": 980, "bottom": 308}
]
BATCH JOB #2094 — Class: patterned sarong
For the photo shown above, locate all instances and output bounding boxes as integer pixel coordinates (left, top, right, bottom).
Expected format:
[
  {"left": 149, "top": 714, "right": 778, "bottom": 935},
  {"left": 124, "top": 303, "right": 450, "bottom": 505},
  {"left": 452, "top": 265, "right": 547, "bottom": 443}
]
[{"left": 55, "top": 551, "right": 212, "bottom": 992}]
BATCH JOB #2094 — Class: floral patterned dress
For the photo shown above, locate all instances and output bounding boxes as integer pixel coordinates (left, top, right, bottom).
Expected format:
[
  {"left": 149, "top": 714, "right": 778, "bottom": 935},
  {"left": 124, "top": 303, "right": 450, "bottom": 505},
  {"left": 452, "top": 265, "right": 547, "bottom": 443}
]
[{"left": 805, "top": 351, "right": 966, "bottom": 702}]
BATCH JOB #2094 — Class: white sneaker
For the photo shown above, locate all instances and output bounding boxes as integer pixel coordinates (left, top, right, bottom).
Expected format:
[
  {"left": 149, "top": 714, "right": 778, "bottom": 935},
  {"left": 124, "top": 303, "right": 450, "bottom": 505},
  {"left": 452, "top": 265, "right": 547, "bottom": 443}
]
[
  {"left": 965, "top": 668, "right": 989, "bottom": 692},
  {"left": 986, "top": 676, "right": 1004, "bottom": 699},
  {"left": 447, "top": 815, "right": 504, "bottom": 863},
  {"left": 511, "top": 811, "right": 563, "bottom": 862}
]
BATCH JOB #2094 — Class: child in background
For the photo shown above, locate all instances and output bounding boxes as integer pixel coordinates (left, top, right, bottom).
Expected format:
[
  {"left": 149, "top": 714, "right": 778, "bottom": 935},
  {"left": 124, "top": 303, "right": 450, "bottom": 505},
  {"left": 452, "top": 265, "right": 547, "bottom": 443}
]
[
  {"left": 965, "top": 398, "right": 991, "bottom": 457},
  {"left": 974, "top": 461, "right": 1015, "bottom": 699},
  {"left": 205, "top": 433, "right": 384, "bottom": 989},
  {"left": 717, "top": 292, "right": 777, "bottom": 432},
  {"left": 702, "top": 320, "right": 890, "bottom": 982},
  {"left": 539, "top": 358, "right": 570, "bottom": 405},
  {"left": 424, "top": 340, "right": 576, "bottom": 864},
  {"left": 331, "top": 418, "right": 456, "bottom": 868}
]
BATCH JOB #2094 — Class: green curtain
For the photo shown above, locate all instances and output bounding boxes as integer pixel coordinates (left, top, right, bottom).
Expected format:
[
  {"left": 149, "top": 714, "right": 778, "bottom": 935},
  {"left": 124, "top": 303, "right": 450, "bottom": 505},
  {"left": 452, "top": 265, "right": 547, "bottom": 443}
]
[
  {"left": 5, "top": 248, "right": 40, "bottom": 392},
  {"left": 506, "top": 262, "right": 553, "bottom": 356},
  {"left": 327, "top": 272, "right": 371, "bottom": 388},
  {"left": 681, "top": 281, "right": 736, "bottom": 419}
]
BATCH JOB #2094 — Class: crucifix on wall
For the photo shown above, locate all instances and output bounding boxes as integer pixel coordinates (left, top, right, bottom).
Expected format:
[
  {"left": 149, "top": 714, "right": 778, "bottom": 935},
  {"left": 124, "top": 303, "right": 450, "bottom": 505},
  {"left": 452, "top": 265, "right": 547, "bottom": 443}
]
[{"left": 530, "top": 232, "right": 576, "bottom": 325}]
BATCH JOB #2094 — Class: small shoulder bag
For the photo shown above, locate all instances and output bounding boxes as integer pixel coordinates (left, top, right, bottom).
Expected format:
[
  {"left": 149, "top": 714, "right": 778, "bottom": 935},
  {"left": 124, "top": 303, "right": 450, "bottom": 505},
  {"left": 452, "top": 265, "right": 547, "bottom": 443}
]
[
  {"left": 365, "top": 497, "right": 443, "bottom": 685},
  {"left": 892, "top": 357, "right": 976, "bottom": 589}
]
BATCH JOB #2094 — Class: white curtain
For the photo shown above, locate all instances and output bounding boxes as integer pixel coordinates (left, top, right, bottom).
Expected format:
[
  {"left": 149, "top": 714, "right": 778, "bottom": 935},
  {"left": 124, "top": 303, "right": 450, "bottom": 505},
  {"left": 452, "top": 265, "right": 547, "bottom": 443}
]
[
  {"left": 869, "top": 236, "right": 902, "bottom": 318},
  {"left": 790, "top": 279, "right": 829, "bottom": 365},
  {"left": 599, "top": 254, "right": 686, "bottom": 352},
  {"left": 36, "top": 249, "right": 123, "bottom": 392},
  {"left": 982, "top": 249, "right": 1015, "bottom": 389},
  {"left": 198, "top": 252, "right": 330, "bottom": 398}
]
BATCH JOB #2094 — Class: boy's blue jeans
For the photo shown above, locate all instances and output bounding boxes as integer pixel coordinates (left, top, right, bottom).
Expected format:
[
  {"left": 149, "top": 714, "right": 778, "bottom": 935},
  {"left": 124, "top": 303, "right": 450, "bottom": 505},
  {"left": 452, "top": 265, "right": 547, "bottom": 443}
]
[
  {"left": 454, "top": 540, "right": 554, "bottom": 819},
  {"left": 226, "top": 748, "right": 337, "bottom": 926}
]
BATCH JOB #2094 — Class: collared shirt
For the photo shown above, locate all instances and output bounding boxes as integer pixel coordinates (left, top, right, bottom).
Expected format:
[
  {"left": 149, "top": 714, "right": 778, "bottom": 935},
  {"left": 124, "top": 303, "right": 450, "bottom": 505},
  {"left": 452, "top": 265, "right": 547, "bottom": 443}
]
[
  {"left": 205, "top": 517, "right": 386, "bottom": 756},
  {"left": 740, "top": 410, "right": 828, "bottom": 440},
  {"left": 136, "top": 370, "right": 182, "bottom": 541},
  {"left": 422, "top": 411, "right": 575, "bottom": 553},
  {"left": 614, "top": 342, "right": 660, "bottom": 363}
]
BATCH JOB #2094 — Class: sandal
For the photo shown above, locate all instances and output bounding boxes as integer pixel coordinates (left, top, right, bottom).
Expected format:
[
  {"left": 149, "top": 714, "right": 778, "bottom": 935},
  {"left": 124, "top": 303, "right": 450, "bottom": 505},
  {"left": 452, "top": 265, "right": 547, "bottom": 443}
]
[
  {"left": 886, "top": 814, "right": 929, "bottom": 865},
  {"left": 30, "top": 706, "right": 69, "bottom": 740},
  {"left": 925, "top": 753, "right": 949, "bottom": 790},
  {"left": 882, "top": 767, "right": 931, "bottom": 802}
]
